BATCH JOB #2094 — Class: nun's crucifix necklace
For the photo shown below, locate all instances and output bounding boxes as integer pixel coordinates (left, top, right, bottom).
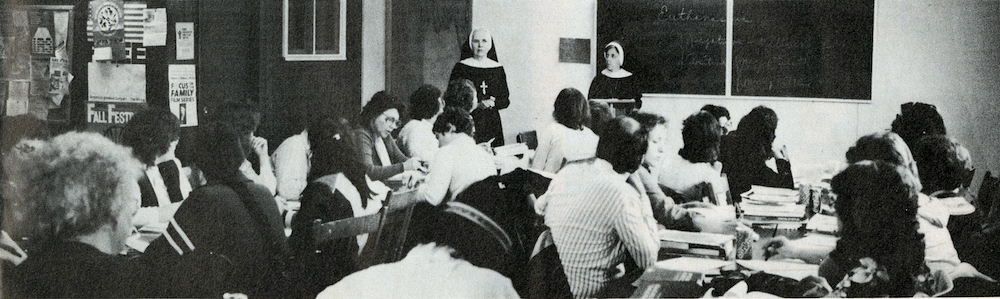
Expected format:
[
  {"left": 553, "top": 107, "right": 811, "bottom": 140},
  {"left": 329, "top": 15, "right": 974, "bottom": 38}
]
[{"left": 480, "top": 81, "right": 488, "bottom": 95}]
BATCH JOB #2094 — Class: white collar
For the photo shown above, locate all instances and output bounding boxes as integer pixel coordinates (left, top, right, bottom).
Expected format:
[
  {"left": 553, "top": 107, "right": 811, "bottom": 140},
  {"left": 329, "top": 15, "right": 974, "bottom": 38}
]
[
  {"left": 460, "top": 57, "right": 502, "bottom": 68},
  {"left": 592, "top": 158, "right": 630, "bottom": 180},
  {"left": 450, "top": 134, "right": 478, "bottom": 148},
  {"left": 602, "top": 68, "right": 633, "bottom": 78}
]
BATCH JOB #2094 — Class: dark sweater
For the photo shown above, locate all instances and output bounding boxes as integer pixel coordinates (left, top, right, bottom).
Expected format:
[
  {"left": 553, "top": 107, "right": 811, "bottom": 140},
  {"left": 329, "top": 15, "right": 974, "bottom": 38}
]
[{"left": 9, "top": 241, "right": 153, "bottom": 298}]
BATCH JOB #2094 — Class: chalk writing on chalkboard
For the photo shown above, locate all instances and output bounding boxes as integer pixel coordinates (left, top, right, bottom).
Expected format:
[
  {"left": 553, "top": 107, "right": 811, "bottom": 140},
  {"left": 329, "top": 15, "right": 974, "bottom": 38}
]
[
  {"left": 597, "top": 0, "right": 873, "bottom": 100},
  {"left": 598, "top": 0, "right": 727, "bottom": 95}
]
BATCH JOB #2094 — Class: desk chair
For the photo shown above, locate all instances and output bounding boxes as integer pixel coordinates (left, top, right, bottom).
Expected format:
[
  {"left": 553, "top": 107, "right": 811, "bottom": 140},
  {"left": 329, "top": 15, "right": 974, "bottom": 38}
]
[
  {"left": 358, "top": 189, "right": 419, "bottom": 269},
  {"left": 517, "top": 131, "right": 538, "bottom": 150},
  {"left": 706, "top": 173, "right": 734, "bottom": 206},
  {"left": 311, "top": 213, "right": 382, "bottom": 248},
  {"left": 103, "top": 125, "right": 125, "bottom": 144}
]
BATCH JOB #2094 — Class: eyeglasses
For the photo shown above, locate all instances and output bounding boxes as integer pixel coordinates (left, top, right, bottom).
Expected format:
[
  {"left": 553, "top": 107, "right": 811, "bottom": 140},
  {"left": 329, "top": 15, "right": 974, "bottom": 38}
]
[{"left": 380, "top": 113, "right": 399, "bottom": 126}]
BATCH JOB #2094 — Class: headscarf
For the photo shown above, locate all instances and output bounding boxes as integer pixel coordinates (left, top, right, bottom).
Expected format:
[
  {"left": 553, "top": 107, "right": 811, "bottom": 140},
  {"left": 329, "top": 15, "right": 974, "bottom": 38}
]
[
  {"left": 460, "top": 28, "right": 499, "bottom": 62},
  {"left": 605, "top": 41, "right": 625, "bottom": 68}
]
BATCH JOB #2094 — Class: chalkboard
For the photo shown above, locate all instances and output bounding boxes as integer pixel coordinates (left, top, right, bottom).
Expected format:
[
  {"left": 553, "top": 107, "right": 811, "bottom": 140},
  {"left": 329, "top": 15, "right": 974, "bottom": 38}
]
[
  {"left": 597, "top": 0, "right": 873, "bottom": 100},
  {"left": 597, "top": 0, "right": 727, "bottom": 95}
]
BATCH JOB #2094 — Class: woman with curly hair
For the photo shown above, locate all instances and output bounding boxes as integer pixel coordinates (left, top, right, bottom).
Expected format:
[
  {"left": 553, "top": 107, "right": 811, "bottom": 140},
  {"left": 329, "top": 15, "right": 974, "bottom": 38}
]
[
  {"left": 822, "top": 160, "right": 931, "bottom": 297},
  {"left": 6, "top": 132, "right": 150, "bottom": 298}
]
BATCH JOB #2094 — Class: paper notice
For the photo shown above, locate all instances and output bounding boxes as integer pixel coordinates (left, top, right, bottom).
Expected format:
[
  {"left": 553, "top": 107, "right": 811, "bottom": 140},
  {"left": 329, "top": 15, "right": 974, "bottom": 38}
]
[
  {"left": 142, "top": 8, "right": 166, "bottom": 46},
  {"left": 168, "top": 64, "right": 197, "bottom": 127},
  {"left": 6, "top": 81, "right": 30, "bottom": 116},
  {"left": 88, "top": 62, "right": 145, "bottom": 103},
  {"left": 175, "top": 22, "right": 194, "bottom": 60}
]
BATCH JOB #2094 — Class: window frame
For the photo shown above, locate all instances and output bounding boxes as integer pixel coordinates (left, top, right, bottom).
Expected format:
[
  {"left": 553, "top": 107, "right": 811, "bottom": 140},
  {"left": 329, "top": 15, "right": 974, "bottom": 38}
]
[{"left": 282, "top": 0, "right": 347, "bottom": 61}]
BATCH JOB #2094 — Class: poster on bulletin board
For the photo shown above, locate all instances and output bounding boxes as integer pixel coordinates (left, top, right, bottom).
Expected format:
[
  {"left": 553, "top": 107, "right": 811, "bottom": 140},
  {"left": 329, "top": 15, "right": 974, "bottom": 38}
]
[
  {"left": 1, "top": 5, "right": 74, "bottom": 121},
  {"left": 86, "top": 62, "right": 145, "bottom": 132},
  {"left": 168, "top": 64, "right": 197, "bottom": 127}
]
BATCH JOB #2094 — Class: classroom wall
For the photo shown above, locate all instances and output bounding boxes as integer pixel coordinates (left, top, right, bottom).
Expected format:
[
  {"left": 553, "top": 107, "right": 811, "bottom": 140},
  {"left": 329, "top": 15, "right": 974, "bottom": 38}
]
[
  {"left": 470, "top": 0, "right": 597, "bottom": 143},
  {"left": 471, "top": 0, "right": 1000, "bottom": 174},
  {"left": 256, "top": 0, "right": 364, "bottom": 144},
  {"left": 362, "top": 0, "right": 386, "bottom": 105}
]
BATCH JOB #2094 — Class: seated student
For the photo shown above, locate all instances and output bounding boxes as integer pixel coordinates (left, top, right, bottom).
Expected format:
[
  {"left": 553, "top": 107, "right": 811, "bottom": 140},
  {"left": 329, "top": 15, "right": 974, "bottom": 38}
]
[
  {"left": 288, "top": 116, "right": 379, "bottom": 297},
  {"left": 421, "top": 107, "right": 496, "bottom": 206},
  {"left": 659, "top": 111, "right": 726, "bottom": 204},
  {"left": 891, "top": 101, "right": 947, "bottom": 150},
  {"left": 5, "top": 132, "right": 153, "bottom": 298},
  {"left": 351, "top": 91, "right": 424, "bottom": 182},
  {"left": 536, "top": 116, "right": 659, "bottom": 298},
  {"left": 0, "top": 115, "right": 50, "bottom": 265},
  {"left": 444, "top": 78, "right": 478, "bottom": 113},
  {"left": 531, "top": 88, "right": 599, "bottom": 173},
  {"left": 912, "top": 135, "right": 973, "bottom": 203},
  {"left": 317, "top": 201, "right": 519, "bottom": 299},
  {"left": 398, "top": 85, "right": 444, "bottom": 162},
  {"left": 628, "top": 112, "right": 706, "bottom": 232},
  {"left": 587, "top": 100, "right": 615, "bottom": 136},
  {"left": 821, "top": 161, "right": 950, "bottom": 297},
  {"left": 217, "top": 100, "right": 277, "bottom": 197},
  {"left": 700, "top": 104, "right": 732, "bottom": 135},
  {"left": 271, "top": 114, "right": 312, "bottom": 204},
  {"left": 144, "top": 122, "right": 287, "bottom": 298},
  {"left": 718, "top": 106, "right": 794, "bottom": 195},
  {"left": 120, "top": 108, "right": 192, "bottom": 228},
  {"left": 764, "top": 132, "right": 962, "bottom": 273}
]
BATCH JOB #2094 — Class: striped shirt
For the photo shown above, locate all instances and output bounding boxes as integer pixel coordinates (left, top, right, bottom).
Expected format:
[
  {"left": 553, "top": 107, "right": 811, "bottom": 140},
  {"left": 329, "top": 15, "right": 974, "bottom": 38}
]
[{"left": 539, "top": 158, "right": 659, "bottom": 298}]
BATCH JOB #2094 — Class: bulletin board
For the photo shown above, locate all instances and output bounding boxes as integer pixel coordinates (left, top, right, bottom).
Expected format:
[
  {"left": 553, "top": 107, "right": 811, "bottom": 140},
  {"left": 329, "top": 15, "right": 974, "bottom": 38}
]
[
  {"left": 84, "top": 0, "right": 200, "bottom": 134},
  {"left": 0, "top": 5, "right": 75, "bottom": 122}
]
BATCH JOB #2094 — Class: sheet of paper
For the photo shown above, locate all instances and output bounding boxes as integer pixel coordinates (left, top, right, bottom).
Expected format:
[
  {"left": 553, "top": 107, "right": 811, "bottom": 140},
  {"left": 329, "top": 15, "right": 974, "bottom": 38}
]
[
  {"left": 653, "top": 257, "right": 732, "bottom": 274},
  {"left": 6, "top": 81, "right": 30, "bottom": 116},
  {"left": 175, "top": 22, "right": 194, "bottom": 60},
  {"left": 142, "top": 8, "right": 166, "bottom": 46},
  {"left": 168, "top": 64, "right": 197, "bottom": 126},
  {"left": 88, "top": 62, "right": 145, "bottom": 103},
  {"left": 805, "top": 214, "right": 839, "bottom": 233}
]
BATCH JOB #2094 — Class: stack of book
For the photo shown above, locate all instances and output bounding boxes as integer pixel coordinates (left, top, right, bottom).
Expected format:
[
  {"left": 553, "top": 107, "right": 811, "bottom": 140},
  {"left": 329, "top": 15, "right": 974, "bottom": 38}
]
[
  {"left": 632, "top": 268, "right": 705, "bottom": 298},
  {"left": 658, "top": 230, "right": 735, "bottom": 260},
  {"left": 740, "top": 186, "right": 807, "bottom": 222}
]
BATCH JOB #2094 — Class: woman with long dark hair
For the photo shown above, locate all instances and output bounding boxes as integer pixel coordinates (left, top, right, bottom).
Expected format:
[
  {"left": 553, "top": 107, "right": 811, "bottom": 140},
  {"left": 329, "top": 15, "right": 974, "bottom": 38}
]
[
  {"left": 289, "top": 116, "right": 377, "bottom": 296},
  {"left": 718, "top": 106, "right": 793, "bottom": 195}
]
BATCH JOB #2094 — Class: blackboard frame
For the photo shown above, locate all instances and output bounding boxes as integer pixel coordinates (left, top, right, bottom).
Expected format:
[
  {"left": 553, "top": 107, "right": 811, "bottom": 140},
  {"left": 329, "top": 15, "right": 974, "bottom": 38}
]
[{"left": 595, "top": 0, "right": 874, "bottom": 102}]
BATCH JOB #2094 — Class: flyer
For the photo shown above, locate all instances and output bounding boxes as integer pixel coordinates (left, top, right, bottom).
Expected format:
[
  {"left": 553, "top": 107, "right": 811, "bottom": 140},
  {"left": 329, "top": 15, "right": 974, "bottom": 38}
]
[
  {"left": 176, "top": 22, "right": 194, "bottom": 60},
  {"left": 90, "top": 0, "right": 126, "bottom": 61},
  {"left": 142, "top": 8, "right": 166, "bottom": 46},
  {"left": 168, "top": 64, "right": 197, "bottom": 127},
  {"left": 87, "top": 101, "right": 144, "bottom": 125},
  {"left": 88, "top": 62, "right": 145, "bottom": 103},
  {"left": 6, "top": 80, "right": 29, "bottom": 116}
]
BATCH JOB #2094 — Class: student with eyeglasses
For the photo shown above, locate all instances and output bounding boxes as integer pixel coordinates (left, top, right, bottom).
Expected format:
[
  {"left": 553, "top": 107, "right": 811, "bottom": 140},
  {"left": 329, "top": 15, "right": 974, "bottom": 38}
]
[{"left": 350, "top": 91, "right": 426, "bottom": 182}]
